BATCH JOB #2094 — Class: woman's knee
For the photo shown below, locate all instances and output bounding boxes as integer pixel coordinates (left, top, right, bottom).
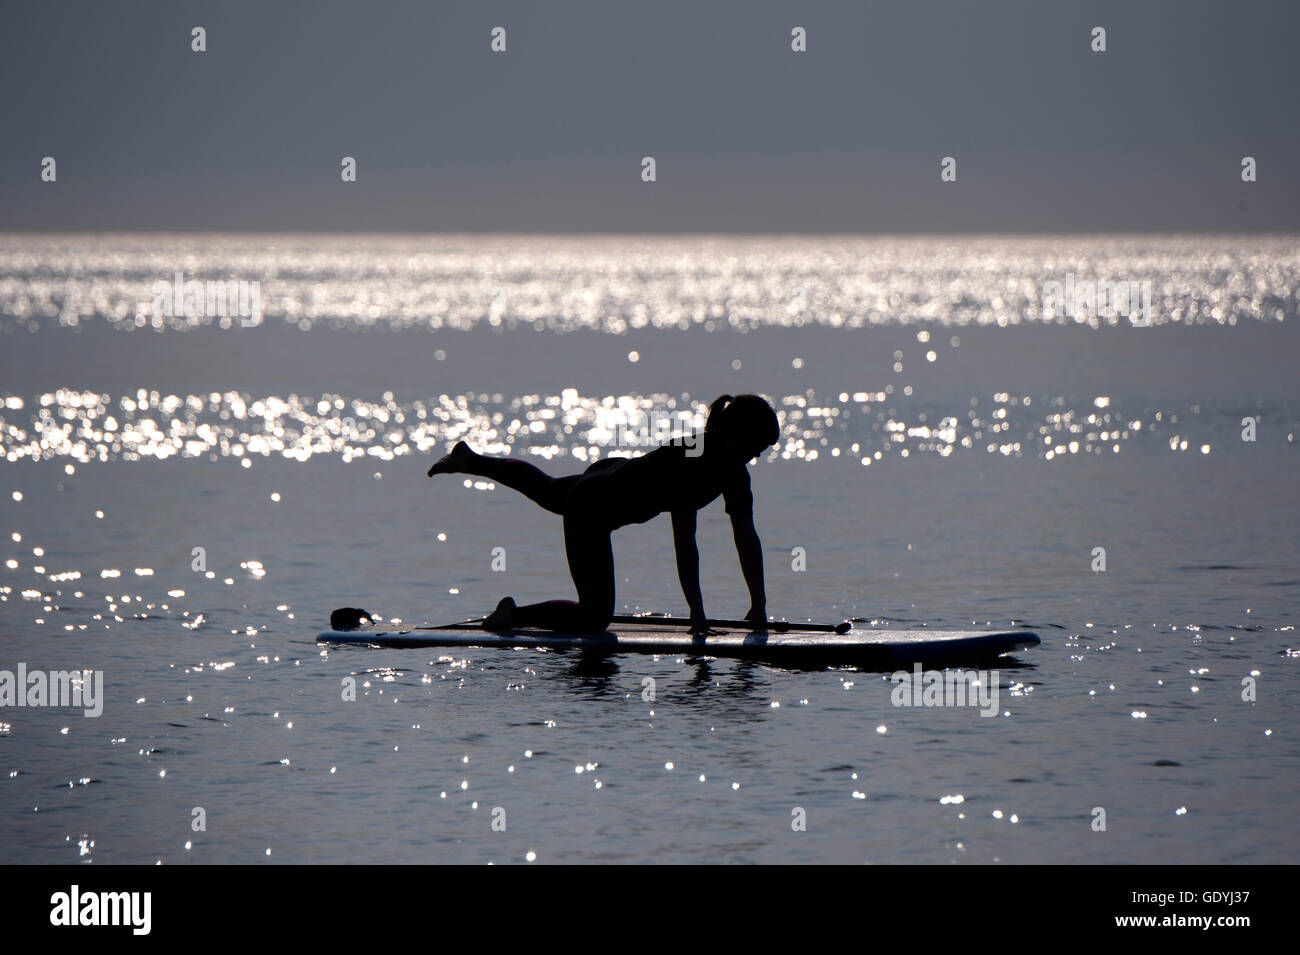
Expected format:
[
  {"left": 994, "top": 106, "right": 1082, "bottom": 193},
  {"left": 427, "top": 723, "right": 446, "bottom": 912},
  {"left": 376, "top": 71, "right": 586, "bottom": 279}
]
[
  {"left": 571, "top": 607, "right": 612, "bottom": 634},
  {"left": 575, "top": 599, "right": 614, "bottom": 633}
]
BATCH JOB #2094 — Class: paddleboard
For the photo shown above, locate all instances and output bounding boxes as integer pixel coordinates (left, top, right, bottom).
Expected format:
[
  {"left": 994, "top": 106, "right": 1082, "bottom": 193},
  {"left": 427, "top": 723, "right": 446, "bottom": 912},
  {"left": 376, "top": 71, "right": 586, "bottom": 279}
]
[{"left": 316, "top": 621, "right": 1040, "bottom": 669}]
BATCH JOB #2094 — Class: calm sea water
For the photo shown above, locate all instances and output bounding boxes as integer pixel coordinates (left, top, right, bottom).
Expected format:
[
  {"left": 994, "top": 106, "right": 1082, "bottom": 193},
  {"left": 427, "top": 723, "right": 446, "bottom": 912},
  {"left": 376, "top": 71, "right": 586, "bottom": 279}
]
[{"left": 1, "top": 234, "right": 1297, "bottom": 864}]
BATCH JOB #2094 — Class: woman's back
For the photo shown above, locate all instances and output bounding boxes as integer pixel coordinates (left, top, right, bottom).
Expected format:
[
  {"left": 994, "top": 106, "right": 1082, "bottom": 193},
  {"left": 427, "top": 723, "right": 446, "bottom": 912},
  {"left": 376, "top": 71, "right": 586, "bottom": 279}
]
[{"left": 579, "top": 443, "right": 750, "bottom": 528}]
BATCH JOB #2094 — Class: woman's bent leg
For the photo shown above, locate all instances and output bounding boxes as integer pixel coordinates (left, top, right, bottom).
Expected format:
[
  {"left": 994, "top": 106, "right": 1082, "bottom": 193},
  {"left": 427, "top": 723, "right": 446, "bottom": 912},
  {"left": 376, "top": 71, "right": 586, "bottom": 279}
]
[{"left": 510, "top": 516, "right": 614, "bottom": 634}]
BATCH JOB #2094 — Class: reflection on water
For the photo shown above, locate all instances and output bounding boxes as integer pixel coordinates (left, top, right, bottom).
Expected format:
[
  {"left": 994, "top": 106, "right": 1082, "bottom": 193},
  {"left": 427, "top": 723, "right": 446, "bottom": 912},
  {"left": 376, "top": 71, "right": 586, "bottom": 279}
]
[
  {"left": 1, "top": 234, "right": 1296, "bottom": 333},
  {"left": 1, "top": 234, "right": 1297, "bottom": 865},
  {"left": 2, "top": 386, "right": 1283, "bottom": 467}
]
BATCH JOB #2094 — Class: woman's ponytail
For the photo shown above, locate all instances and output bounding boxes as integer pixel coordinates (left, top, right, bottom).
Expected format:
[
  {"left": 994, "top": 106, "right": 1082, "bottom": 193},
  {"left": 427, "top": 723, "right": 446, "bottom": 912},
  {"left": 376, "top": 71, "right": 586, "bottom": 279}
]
[{"left": 705, "top": 394, "right": 734, "bottom": 433}]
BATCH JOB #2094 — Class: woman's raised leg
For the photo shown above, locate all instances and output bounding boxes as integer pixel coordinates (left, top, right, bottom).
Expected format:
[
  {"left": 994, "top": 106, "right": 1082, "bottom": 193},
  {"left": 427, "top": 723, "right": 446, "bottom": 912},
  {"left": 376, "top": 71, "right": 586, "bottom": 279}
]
[{"left": 428, "top": 440, "right": 575, "bottom": 515}]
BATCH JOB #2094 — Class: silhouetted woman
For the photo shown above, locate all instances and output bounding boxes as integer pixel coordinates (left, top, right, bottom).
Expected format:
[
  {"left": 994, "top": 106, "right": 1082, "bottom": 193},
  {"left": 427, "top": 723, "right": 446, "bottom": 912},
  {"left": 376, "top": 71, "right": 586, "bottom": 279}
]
[{"left": 427, "top": 393, "right": 780, "bottom": 633}]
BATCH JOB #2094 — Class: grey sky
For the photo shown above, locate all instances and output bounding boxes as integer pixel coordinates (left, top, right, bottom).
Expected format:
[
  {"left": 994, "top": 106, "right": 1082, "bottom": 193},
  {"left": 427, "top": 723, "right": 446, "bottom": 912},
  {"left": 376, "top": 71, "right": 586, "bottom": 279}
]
[{"left": 2, "top": 0, "right": 1296, "bottom": 232}]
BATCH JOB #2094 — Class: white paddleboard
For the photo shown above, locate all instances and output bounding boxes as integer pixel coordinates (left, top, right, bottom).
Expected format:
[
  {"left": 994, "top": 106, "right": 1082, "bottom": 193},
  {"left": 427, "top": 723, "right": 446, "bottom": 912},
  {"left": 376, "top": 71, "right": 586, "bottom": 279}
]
[{"left": 317, "top": 621, "right": 1040, "bottom": 668}]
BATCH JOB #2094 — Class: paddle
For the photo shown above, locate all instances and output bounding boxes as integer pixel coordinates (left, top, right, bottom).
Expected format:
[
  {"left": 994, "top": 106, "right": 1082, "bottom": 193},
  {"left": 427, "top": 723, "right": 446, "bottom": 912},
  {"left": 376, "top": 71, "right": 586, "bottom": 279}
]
[
  {"left": 331, "top": 607, "right": 850, "bottom": 634},
  {"left": 610, "top": 613, "right": 852, "bottom": 634}
]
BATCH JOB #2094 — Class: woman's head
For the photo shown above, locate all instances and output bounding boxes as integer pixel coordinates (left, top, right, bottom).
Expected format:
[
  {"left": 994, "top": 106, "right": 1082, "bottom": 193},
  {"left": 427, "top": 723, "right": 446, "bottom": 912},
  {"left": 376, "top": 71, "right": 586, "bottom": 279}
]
[{"left": 705, "top": 394, "right": 780, "bottom": 462}]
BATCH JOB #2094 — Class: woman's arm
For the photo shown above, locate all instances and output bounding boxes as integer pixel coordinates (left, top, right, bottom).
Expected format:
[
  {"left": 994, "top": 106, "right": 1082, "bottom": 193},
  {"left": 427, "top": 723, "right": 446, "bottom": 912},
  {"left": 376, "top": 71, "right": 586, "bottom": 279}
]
[
  {"left": 730, "top": 512, "right": 767, "bottom": 623},
  {"left": 671, "top": 510, "right": 707, "bottom": 629}
]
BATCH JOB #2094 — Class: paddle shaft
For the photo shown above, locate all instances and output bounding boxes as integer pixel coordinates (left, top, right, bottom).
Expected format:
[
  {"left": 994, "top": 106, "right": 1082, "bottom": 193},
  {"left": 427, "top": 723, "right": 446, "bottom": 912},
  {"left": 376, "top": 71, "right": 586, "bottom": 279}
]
[
  {"left": 612, "top": 614, "right": 850, "bottom": 634},
  {"left": 333, "top": 604, "right": 852, "bottom": 634},
  {"left": 423, "top": 612, "right": 851, "bottom": 634}
]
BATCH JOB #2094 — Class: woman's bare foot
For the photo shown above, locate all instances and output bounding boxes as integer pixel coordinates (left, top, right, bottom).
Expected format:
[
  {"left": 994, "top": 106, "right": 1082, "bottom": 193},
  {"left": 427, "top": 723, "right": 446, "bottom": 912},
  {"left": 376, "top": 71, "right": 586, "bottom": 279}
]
[
  {"left": 482, "top": 596, "right": 516, "bottom": 632},
  {"left": 329, "top": 607, "right": 373, "bottom": 631},
  {"left": 427, "top": 440, "right": 473, "bottom": 477}
]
